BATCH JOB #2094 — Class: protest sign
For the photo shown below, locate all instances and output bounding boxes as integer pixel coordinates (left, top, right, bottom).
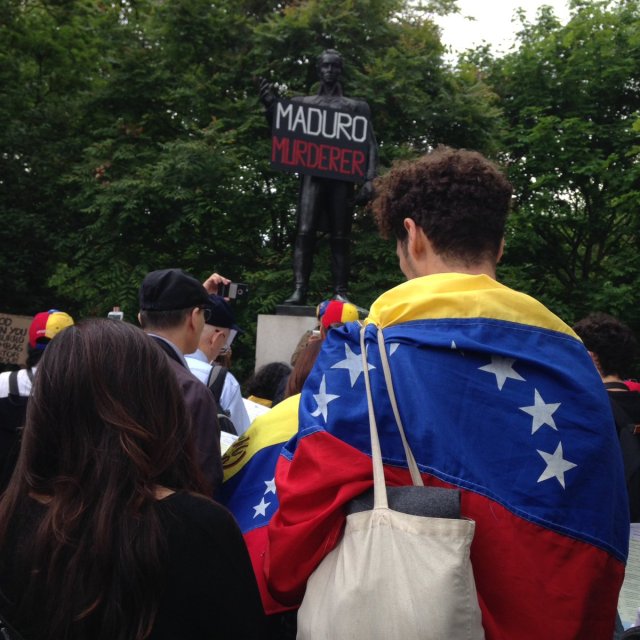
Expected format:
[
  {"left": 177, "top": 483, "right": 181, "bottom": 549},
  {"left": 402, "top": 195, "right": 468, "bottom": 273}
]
[
  {"left": 0, "top": 314, "right": 31, "bottom": 367},
  {"left": 270, "top": 100, "right": 371, "bottom": 183}
]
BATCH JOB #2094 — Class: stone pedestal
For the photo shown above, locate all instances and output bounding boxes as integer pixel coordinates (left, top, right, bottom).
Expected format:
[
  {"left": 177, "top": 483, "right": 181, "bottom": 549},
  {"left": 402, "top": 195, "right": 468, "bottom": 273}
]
[{"left": 255, "top": 305, "right": 318, "bottom": 372}]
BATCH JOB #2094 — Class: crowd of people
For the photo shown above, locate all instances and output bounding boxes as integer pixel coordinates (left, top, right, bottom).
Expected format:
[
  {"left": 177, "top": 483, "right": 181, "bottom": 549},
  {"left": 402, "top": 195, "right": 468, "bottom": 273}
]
[{"left": 0, "top": 146, "right": 638, "bottom": 639}]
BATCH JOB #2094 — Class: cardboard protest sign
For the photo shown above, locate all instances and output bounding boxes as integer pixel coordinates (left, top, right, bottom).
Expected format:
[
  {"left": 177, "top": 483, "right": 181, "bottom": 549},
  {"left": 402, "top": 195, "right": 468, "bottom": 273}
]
[
  {"left": 270, "top": 100, "right": 370, "bottom": 183},
  {"left": 0, "top": 314, "right": 31, "bottom": 367}
]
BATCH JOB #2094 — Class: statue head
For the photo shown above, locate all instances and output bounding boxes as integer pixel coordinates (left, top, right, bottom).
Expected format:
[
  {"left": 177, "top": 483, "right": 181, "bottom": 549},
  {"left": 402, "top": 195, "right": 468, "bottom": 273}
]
[{"left": 317, "top": 49, "right": 343, "bottom": 85}]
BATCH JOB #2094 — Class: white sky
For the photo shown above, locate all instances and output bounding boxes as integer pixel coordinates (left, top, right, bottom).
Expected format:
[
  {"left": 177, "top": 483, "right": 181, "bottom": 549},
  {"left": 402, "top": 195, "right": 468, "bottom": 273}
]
[{"left": 435, "top": 0, "right": 572, "bottom": 56}]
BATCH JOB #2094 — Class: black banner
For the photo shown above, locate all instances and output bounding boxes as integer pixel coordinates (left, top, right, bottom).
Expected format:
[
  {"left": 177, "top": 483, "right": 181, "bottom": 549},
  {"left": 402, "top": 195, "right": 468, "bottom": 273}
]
[{"left": 270, "top": 100, "right": 370, "bottom": 183}]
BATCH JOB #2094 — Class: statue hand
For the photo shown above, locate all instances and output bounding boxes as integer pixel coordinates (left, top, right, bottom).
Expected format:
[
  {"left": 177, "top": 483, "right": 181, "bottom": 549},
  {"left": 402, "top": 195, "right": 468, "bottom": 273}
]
[
  {"left": 355, "top": 180, "right": 375, "bottom": 205},
  {"left": 259, "top": 77, "right": 276, "bottom": 108}
]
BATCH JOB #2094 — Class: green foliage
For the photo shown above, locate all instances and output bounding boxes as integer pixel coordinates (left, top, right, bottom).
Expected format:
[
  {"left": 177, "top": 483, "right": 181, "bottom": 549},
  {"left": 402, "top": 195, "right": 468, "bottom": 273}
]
[
  {"left": 488, "top": 0, "right": 640, "bottom": 331},
  {"left": 0, "top": 0, "right": 114, "bottom": 315},
  {"left": 4, "top": 0, "right": 640, "bottom": 377}
]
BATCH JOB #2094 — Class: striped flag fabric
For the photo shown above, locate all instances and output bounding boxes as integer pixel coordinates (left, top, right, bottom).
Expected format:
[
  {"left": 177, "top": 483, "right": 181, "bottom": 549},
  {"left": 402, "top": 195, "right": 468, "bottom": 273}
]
[
  {"left": 266, "top": 273, "right": 629, "bottom": 638},
  {"left": 217, "top": 394, "right": 300, "bottom": 614}
]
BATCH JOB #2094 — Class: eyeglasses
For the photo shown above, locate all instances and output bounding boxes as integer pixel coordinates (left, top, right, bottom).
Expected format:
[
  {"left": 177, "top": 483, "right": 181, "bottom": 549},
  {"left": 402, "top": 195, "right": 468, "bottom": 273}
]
[{"left": 196, "top": 307, "right": 212, "bottom": 322}]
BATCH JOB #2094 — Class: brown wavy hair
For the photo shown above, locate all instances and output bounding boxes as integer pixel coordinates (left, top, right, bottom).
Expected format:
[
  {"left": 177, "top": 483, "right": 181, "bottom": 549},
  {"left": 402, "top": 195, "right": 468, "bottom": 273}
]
[
  {"left": 284, "top": 338, "right": 323, "bottom": 399},
  {"left": 0, "top": 318, "right": 207, "bottom": 639},
  {"left": 371, "top": 145, "right": 513, "bottom": 265}
]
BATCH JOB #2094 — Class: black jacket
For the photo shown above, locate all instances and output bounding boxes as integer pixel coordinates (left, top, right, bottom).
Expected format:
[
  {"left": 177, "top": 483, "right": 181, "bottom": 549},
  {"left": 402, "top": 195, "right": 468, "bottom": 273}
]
[
  {"left": 151, "top": 337, "right": 223, "bottom": 494},
  {"left": 607, "top": 383, "right": 640, "bottom": 522}
]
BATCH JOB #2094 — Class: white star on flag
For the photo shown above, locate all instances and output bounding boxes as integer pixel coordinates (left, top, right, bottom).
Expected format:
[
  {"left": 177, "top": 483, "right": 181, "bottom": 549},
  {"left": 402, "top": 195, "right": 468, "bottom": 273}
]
[
  {"left": 520, "top": 389, "right": 560, "bottom": 434},
  {"left": 451, "top": 340, "right": 466, "bottom": 356},
  {"left": 389, "top": 343, "right": 399, "bottom": 355},
  {"left": 311, "top": 375, "right": 339, "bottom": 422},
  {"left": 331, "top": 343, "right": 374, "bottom": 387},
  {"left": 252, "top": 497, "right": 271, "bottom": 518},
  {"left": 479, "top": 355, "right": 525, "bottom": 390},
  {"left": 264, "top": 478, "right": 276, "bottom": 495},
  {"left": 537, "top": 442, "right": 577, "bottom": 489}
]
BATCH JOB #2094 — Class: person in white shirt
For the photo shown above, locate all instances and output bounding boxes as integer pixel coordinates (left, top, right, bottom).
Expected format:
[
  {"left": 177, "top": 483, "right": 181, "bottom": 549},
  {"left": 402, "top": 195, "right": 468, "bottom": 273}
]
[{"left": 186, "top": 295, "right": 251, "bottom": 435}]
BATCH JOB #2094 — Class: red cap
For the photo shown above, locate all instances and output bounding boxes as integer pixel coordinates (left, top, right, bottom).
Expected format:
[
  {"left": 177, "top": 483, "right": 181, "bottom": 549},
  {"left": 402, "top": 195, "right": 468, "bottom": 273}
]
[
  {"left": 29, "top": 310, "right": 74, "bottom": 349},
  {"left": 316, "top": 300, "right": 359, "bottom": 331}
]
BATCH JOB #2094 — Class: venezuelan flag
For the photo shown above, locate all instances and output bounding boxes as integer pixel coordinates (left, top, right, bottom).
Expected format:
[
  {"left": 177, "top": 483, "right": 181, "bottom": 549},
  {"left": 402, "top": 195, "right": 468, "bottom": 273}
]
[
  {"left": 218, "top": 394, "right": 299, "bottom": 614},
  {"left": 267, "top": 273, "right": 629, "bottom": 638}
]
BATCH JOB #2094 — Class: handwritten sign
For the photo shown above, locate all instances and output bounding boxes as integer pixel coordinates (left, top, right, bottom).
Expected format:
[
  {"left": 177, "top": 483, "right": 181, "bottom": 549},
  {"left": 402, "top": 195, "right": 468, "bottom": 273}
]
[
  {"left": 0, "top": 314, "right": 31, "bottom": 366},
  {"left": 271, "top": 100, "right": 370, "bottom": 183}
]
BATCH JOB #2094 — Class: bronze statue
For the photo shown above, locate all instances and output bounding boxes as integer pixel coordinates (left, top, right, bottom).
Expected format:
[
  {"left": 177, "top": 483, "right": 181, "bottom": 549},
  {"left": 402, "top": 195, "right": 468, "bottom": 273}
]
[{"left": 260, "top": 49, "right": 378, "bottom": 305}]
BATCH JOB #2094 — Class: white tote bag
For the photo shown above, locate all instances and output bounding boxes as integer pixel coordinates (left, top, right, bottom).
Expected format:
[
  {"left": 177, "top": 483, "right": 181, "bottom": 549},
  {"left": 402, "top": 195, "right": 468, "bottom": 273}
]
[{"left": 297, "top": 326, "right": 485, "bottom": 640}]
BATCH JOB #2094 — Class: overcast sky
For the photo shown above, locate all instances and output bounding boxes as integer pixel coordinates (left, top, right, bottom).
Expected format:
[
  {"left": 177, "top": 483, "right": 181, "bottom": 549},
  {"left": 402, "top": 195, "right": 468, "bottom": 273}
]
[{"left": 434, "top": 0, "right": 572, "bottom": 56}]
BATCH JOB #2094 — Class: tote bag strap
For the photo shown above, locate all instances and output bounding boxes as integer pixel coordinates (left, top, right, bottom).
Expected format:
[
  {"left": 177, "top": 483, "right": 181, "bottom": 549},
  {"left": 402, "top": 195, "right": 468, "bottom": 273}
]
[
  {"left": 375, "top": 328, "right": 423, "bottom": 487},
  {"left": 361, "top": 325, "right": 389, "bottom": 509},
  {"left": 360, "top": 325, "right": 424, "bottom": 510}
]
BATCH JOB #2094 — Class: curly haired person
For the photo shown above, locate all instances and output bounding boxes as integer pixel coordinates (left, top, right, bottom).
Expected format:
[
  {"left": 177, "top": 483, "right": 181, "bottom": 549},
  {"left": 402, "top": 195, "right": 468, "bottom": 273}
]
[{"left": 266, "top": 146, "right": 629, "bottom": 639}]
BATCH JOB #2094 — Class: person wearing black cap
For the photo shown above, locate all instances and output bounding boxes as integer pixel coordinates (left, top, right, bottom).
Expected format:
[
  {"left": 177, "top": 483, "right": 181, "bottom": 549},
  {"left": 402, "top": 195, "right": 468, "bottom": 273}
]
[
  {"left": 186, "top": 296, "right": 251, "bottom": 436},
  {"left": 138, "top": 268, "right": 223, "bottom": 493}
]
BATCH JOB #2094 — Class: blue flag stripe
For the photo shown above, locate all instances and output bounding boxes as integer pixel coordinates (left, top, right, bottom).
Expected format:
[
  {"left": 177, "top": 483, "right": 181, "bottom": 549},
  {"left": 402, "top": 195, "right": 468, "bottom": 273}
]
[{"left": 298, "top": 318, "right": 629, "bottom": 562}]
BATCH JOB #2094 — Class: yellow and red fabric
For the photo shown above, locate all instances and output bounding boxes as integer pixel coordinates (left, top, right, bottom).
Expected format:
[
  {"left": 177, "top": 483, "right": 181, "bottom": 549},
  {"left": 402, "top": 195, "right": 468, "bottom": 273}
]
[
  {"left": 217, "top": 394, "right": 300, "bottom": 614},
  {"left": 267, "top": 273, "right": 629, "bottom": 638}
]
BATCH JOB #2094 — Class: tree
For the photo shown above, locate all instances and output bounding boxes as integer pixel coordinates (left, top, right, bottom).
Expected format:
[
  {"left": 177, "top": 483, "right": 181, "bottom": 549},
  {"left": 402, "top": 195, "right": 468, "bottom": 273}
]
[
  {"left": 0, "top": 0, "right": 114, "bottom": 314},
  {"left": 1, "top": 0, "right": 506, "bottom": 378},
  {"left": 485, "top": 0, "right": 640, "bottom": 329},
  {"left": 40, "top": 0, "right": 503, "bottom": 311},
  {"left": 245, "top": 0, "right": 503, "bottom": 310}
]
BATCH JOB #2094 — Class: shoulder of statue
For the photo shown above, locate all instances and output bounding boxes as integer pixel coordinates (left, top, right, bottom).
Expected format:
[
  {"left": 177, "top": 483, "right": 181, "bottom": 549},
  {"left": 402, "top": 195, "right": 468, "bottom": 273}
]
[
  {"left": 339, "top": 95, "right": 371, "bottom": 113},
  {"left": 353, "top": 94, "right": 371, "bottom": 107}
]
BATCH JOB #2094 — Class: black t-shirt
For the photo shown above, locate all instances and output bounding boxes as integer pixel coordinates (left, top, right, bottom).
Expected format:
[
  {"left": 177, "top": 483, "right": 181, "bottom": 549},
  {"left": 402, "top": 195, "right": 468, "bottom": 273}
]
[
  {"left": 0, "top": 369, "right": 31, "bottom": 493},
  {"left": 607, "top": 387, "right": 640, "bottom": 522},
  {"left": 609, "top": 388, "right": 640, "bottom": 422},
  {"left": 152, "top": 493, "right": 266, "bottom": 638},
  {"left": 0, "top": 492, "right": 267, "bottom": 639}
]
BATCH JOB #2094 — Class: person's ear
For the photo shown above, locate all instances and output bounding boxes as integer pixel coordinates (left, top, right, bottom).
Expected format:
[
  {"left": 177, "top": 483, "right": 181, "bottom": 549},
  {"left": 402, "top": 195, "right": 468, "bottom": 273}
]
[
  {"left": 403, "top": 218, "right": 416, "bottom": 254},
  {"left": 497, "top": 237, "right": 505, "bottom": 263},
  {"left": 403, "top": 217, "right": 415, "bottom": 238},
  {"left": 188, "top": 308, "right": 200, "bottom": 331},
  {"left": 211, "top": 329, "right": 224, "bottom": 348},
  {"left": 403, "top": 218, "right": 427, "bottom": 260}
]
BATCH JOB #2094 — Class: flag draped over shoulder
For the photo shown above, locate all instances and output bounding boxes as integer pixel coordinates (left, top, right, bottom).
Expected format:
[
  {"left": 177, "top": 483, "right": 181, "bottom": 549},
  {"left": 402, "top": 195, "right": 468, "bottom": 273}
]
[
  {"left": 217, "top": 394, "right": 300, "bottom": 614},
  {"left": 266, "top": 273, "right": 629, "bottom": 639}
]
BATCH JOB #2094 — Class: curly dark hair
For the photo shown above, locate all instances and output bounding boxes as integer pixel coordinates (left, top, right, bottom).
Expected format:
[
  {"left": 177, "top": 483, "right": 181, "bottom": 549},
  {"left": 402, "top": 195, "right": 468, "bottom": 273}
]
[
  {"left": 371, "top": 146, "right": 513, "bottom": 265},
  {"left": 244, "top": 362, "right": 292, "bottom": 406},
  {"left": 573, "top": 312, "right": 638, "bottom": 378}
]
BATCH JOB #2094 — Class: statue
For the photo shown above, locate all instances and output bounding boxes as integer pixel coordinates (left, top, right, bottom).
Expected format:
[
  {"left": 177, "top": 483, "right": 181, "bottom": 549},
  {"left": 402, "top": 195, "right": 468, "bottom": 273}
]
[{"left": 259, "top": 49, "right": 378, "bottom": 305}]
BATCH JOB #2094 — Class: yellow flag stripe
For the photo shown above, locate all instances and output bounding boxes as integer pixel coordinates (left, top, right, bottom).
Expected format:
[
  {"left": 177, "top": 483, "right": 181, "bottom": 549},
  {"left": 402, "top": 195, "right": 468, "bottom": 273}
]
[
  {"left": 222, "top": 394, "right": 300, "bottom": 482},
  {"left": 367, "top": 273, "right": 577, "bottom": 339}
]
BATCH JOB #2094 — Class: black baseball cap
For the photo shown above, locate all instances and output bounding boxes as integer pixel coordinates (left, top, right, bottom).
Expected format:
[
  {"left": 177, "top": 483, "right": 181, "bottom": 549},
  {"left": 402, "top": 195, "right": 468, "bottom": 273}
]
[
  {"left": 139, "top": 268, "right": 210, "bottom": 311},
  {"left": 204, "top": 295, "right": 243, "bottom": 333}
]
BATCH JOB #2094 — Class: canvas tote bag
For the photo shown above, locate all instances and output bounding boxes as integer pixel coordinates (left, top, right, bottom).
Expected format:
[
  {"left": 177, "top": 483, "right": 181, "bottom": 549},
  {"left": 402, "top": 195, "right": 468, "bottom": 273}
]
[{"left": 296, "top": 325, "right": 485, "bottom": 640}]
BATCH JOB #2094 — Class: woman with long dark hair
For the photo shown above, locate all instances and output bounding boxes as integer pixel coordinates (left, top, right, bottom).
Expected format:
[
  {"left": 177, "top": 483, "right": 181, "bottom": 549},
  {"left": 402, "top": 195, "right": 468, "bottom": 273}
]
[{"left": 0, "top": 319, "right": 265, "bottom": 639}]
